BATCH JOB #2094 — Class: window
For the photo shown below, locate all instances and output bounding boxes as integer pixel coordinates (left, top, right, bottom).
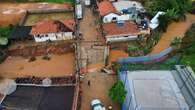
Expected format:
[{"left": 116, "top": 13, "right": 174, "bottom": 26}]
[{"left": 112, "top": 17, "right": 117, "bottom": 21}]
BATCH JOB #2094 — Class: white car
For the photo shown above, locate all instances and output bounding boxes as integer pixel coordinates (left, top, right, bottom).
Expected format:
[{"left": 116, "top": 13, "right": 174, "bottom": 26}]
[{"left": 91, "top": 99, "right": 106, "bottom": 110}]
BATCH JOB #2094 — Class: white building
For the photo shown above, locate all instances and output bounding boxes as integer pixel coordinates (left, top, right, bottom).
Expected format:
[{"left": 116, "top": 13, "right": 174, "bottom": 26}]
[{"left": 103, "top": 13, "right": 131, "bottom": 23}]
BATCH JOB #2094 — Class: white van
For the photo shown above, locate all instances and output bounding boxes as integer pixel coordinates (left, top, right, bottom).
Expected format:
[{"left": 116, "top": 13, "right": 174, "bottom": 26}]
[
  {"left": 85, "top": 0, "right": 91, "bottom": 6},
  {"left": 76, "top": 4, "right": 82, "bottom": 19}
]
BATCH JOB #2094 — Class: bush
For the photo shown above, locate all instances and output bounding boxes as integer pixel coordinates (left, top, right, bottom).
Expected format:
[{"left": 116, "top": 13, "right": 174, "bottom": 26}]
[
  {"left": 29, "top": 57, "right": 36, "bottom": 62},
  {"left": 179, "top": 23, "right": 195, "bottom": 71},
  {"left": 0, "top": 51, "right": 6, "bottom": 64},
  {"left": 109, "top": 81, "right": 127, "bottom": 104},
  {"left": 171, "top": 36, "right": 182, "bottom": 46},
  {"left": 42, "top": 55, "right": 51, "bottom": 60}
]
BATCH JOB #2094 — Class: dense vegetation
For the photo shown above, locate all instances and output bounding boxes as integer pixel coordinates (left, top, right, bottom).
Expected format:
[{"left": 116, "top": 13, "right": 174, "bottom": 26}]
[
  {"left": 0, "top": 26, "right": 13, "bottom": 46},
  {"left": 180, "top": 23, "right": 195, "bottom": 71},
  {"left": 109, "top": 81, "right": 127, "bottom": 104},
  {"left": 0, "top": 26, "right": 12, "bottom": 63},
  {"left": 144, "top": 0, "right": 193, "bottom": 31}
]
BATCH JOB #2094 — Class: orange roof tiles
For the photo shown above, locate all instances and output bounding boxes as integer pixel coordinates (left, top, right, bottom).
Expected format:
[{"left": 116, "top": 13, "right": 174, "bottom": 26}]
[
  {"left": 98, "top": 0, "right": 117, "bottom": 16},
  {"left": 30, "top": 20, "right": 75, "bottom": 34},
  {"left": 102, "top": 21, "right": 140, "bottom": 37}
]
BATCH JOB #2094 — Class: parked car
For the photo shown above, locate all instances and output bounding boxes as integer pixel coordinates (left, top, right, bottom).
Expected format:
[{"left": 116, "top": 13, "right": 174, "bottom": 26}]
[
  {"left": 91, "top": 99, "right": 106, "bottom": 110},
  {"left": 76, "top": 4, "right": 82, "bottom": 19}
]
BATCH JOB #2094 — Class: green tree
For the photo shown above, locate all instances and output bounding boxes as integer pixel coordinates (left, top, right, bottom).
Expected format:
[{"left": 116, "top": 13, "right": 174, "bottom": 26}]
[
  {"left": 109, "top": 81, "right": 127, "bottom": 104},
  {"left": 0, "top": 26, "right": 13, "bottom": 45}
]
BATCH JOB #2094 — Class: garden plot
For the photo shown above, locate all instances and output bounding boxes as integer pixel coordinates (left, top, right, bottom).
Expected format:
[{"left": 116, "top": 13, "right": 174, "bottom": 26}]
[{"left": 24, "top": 12, "right": 74, "bottom": 26}]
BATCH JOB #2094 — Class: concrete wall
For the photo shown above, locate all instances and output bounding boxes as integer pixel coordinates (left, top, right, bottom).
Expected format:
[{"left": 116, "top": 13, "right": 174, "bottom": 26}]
[{"left": 33, "top": 32, "right": 74, "bottom": 42}]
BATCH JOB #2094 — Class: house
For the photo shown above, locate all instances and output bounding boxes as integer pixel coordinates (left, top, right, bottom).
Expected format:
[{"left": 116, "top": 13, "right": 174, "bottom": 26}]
[
  {"left": 97, "top": 0, "right": 117, "bottom": 16},
  {"left": 98, "top": 0, "right": 147, "bottom": 24},
  {"left": 30, "top": 20, "right": 75, "bottom": 42},
  {"left": 102, "top": 21, "right": 140, "bottom": 43},
  {"left": 119, "top": 70, "right": 189, "bottom": 110}
]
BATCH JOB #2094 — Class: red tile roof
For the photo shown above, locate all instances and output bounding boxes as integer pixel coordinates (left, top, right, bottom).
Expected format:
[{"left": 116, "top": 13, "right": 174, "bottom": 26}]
[
  {"left": 102, "top": 21, "right": 139, "bottom": 37},
  {"left": 30, "top": 19, "right": 75, "bottom": 34},
  {"left": 98, "top": 0, "right": 117, "bottom": 16}
]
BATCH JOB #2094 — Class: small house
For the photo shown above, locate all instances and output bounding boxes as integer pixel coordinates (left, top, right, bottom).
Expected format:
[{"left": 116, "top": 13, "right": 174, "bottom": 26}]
[
  {"left": 30, "top": 20, "right": 75, "bottom": 42},
  {"left": 102, "top": 21, "right": 139, "bottom": 43}
]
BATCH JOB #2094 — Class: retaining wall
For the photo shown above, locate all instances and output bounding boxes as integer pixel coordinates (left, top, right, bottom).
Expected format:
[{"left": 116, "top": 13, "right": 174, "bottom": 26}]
[{"left": 118, "top": 47, "right": 173, "bottom": 64}]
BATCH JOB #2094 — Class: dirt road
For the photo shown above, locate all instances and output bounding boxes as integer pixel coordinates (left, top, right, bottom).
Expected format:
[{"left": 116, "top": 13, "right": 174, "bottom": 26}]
[
  {"left": 79, "top": 8, "right": 103, "bottom": 41},
  {"left": 79, "top": 7, "right": 106, "bottom": 72},
  {"left": 151, "top": 14, "right": 195, "bottom": 54},
  {"left": 80, "top": 72, "right": 120, "bottom": 110}
]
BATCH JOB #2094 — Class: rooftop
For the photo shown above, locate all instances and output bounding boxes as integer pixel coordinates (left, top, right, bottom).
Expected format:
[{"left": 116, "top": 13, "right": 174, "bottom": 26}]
[
  {"left": 1, "top": 85, "right": 75, "bottom": 110},
  {"left": 112, "top": 1, "right": 145, "bottom": 12},
  {"left": 30, "top": 19, "right": 75, "bottom": 34},
  {"left": 97, "top": 0, "right": 117, "bottom": 16},
  {"left": 120, "top": 70, "right": 189, "bottom": 110},
  {"left": 9, "top": 26, "right": 32, "bottom": 40},
  {"left": 102, "top": 21, "right": 139, "bottom": 37}
]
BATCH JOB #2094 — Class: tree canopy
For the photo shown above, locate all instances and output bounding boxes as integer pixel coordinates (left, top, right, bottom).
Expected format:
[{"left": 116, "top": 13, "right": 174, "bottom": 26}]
[
  {"left": 0, "top": 26, "right": 12, "bottom": 45},
  {"left": 109, "top": 81, "right": 126, "bottom": 104}
]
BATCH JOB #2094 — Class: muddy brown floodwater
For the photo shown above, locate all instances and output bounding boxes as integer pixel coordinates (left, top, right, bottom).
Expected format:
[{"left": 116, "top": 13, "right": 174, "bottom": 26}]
[
  {"left": 109, "top": 49, "right": 129, "bottom": 65},
  {"left": 0, "top": 53, "right": 75, "bottom": 78},
  {"left": 151, "top": 14, "right": 195, "bottom": 54},
  {"left": 0, "top": 3, "right": 71, "bottom": 26}
]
